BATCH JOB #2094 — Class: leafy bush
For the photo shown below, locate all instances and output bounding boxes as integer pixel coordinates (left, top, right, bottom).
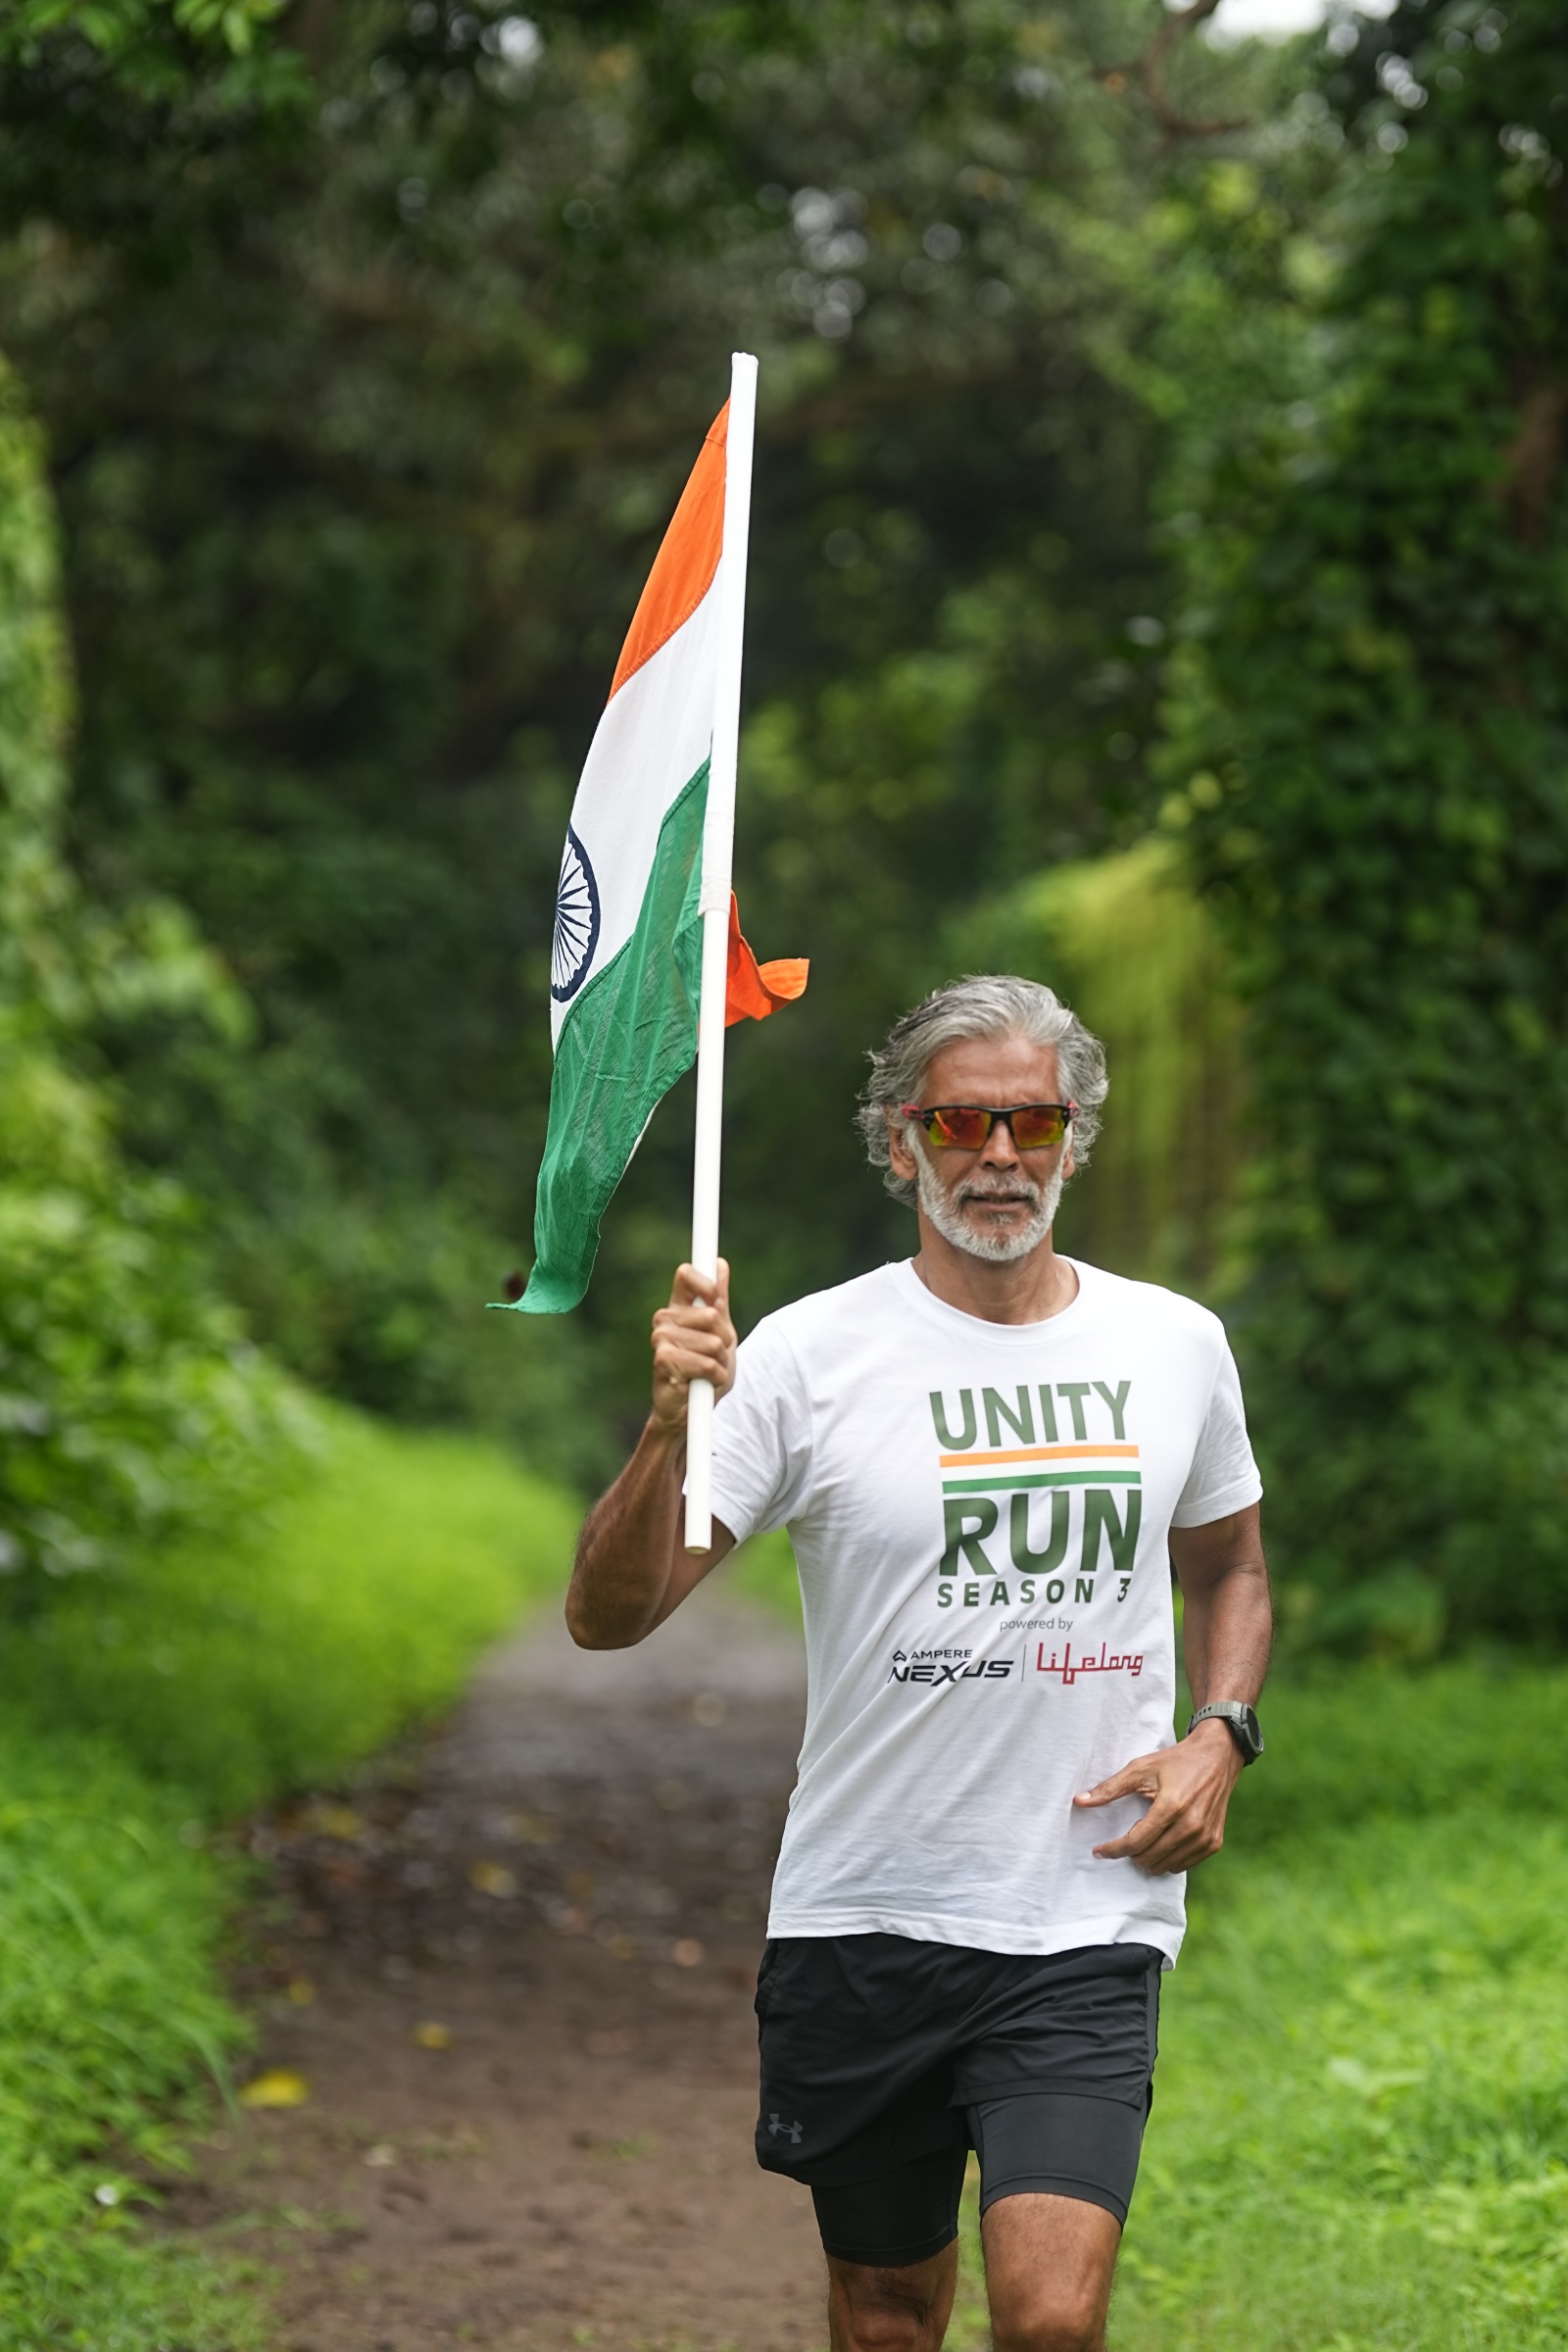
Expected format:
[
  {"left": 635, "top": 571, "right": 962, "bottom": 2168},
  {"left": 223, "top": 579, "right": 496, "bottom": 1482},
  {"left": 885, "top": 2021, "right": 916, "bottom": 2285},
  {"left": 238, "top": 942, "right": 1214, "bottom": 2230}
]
[
  {"left": 1161, "top": 0, "right": 1568, "bottom": 1645},
  {"left": 0, "top": 359, "right": 304, "bottom": 1612}
]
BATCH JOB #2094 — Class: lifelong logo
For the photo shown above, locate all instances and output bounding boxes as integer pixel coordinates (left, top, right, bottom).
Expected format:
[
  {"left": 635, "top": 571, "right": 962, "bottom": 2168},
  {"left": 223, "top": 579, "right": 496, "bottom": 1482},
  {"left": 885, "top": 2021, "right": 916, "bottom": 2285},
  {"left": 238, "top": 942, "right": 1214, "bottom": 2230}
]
[{"left": 1035, "top": 1641, "right": 1145, "bottom": 1684}]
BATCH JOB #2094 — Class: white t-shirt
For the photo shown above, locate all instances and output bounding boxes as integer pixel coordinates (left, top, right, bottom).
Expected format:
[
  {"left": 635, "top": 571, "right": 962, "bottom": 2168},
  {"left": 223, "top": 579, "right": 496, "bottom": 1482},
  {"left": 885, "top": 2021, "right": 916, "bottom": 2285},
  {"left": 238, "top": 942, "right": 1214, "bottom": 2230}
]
[{"left": 708, "top": 1257, "right": 1261, "bottom": 1965}]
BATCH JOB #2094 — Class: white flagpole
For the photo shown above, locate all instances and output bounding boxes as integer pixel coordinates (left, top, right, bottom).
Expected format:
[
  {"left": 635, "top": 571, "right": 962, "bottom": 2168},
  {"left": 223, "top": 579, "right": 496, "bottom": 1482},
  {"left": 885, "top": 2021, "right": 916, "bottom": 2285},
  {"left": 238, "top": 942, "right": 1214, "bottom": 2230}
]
[{"left": 684, "top": 350, "right": 758, "bottom": 1552}]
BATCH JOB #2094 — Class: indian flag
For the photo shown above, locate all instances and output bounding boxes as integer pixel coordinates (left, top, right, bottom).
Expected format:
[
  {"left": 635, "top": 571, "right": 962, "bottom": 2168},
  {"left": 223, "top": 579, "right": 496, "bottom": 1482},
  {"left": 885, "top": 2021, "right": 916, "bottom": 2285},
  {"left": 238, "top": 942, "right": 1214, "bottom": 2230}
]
[{"left": 505, "top": 395, "right": 806, "bottom": 1316}]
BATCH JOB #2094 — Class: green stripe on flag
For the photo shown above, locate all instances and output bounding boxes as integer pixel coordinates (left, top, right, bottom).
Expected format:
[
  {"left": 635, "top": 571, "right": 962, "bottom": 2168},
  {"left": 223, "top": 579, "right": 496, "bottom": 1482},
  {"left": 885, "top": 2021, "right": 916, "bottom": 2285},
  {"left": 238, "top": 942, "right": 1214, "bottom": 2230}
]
[{"left": 500, "top": 761, "right": 709, "bottom": 1316}]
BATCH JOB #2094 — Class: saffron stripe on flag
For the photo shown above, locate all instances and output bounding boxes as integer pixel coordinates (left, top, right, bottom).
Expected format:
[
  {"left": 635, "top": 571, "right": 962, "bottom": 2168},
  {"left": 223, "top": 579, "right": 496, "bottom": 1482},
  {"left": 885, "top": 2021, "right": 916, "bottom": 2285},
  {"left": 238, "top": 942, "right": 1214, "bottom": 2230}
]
[{"left": 610, "top": 409, "right": 727, "bottom": 698}]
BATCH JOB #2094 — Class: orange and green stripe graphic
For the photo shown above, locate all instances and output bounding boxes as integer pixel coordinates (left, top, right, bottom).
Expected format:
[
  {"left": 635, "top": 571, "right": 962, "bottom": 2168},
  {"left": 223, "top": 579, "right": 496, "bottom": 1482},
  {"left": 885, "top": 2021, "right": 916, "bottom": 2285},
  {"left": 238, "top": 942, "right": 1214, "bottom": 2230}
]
[{"left": 941, "top": 1444, "right": 1143, "bottom": 1494}]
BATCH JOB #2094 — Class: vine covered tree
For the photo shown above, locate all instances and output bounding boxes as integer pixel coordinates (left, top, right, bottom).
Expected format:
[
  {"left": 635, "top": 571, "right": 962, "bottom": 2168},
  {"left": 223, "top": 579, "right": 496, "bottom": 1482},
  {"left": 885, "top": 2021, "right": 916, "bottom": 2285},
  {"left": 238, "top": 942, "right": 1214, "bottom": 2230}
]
[{"left": 1165, "top": 0, "right": 1568, "bottom": 1646}]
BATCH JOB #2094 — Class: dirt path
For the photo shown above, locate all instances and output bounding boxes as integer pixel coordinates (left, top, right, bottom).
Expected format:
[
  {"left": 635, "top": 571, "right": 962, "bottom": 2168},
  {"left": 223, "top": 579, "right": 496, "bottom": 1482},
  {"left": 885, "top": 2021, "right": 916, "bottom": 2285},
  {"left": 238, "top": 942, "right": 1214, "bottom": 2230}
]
[{"left": 176, "top": 1585, "right": 826, "bottom": 2352}]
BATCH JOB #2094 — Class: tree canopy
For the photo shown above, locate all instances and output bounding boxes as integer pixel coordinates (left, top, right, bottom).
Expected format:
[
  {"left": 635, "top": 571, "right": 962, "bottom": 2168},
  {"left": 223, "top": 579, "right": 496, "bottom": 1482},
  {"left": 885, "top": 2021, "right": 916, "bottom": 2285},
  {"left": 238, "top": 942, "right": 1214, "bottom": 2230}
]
[{"left": 2, "top": 0, "right": 1566, "bottom": 1643}]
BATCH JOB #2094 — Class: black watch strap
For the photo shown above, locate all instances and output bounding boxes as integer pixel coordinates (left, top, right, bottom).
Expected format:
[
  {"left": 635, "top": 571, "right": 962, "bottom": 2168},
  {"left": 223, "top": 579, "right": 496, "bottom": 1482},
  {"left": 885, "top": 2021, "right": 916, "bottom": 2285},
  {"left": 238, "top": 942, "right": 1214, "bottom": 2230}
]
[{"left": 1187, "top": 1700, "right": 1263, "bottom": 1765}]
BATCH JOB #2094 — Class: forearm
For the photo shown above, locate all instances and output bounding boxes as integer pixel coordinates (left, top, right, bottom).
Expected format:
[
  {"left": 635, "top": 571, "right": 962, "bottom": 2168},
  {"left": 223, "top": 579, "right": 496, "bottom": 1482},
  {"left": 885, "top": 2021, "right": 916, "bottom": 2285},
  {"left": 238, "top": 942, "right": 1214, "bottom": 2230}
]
[
  {"left": 564, "top": 1417, "right": 686, "bottom": 1649},
  {"left": 1082, "top": 1508, "right": 1271, "bottom": 1875},
  {"left": 1181, "top": 1558, "right": 1272, "bottom": 1708}
]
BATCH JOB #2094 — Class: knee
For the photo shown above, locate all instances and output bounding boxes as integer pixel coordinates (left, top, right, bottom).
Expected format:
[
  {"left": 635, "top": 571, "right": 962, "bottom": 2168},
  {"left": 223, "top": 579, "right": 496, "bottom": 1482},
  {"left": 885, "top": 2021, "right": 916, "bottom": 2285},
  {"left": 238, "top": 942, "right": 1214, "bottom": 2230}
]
[
  {"left": 839, "top": 2306, "right": 934, "bottom": 2352},
  {"left": 830, "top": 2270, "right": 949, "bottom": 2352},
  {"left": 991, "top": 2287, "right": 1104, "bottom": 2352}
]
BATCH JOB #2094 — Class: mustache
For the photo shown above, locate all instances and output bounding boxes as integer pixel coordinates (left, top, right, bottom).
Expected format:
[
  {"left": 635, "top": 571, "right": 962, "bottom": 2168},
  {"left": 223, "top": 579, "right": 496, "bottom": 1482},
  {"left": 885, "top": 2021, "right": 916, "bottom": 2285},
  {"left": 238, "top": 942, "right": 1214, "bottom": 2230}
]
[{"left": 956, "top": 1173, "right": 1044, "bottom": 1207}]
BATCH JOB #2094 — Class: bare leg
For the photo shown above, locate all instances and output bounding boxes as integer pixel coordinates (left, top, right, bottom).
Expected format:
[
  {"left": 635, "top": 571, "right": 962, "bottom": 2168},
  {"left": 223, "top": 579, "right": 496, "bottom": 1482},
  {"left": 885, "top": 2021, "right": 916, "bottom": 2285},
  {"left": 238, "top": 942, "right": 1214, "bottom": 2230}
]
[
  {"left": 982, "top": 2192, "right": 1122, "bottom": 2352},
  {"left": 825, "top": 2242, "right": 959, "bottom": 2352}
]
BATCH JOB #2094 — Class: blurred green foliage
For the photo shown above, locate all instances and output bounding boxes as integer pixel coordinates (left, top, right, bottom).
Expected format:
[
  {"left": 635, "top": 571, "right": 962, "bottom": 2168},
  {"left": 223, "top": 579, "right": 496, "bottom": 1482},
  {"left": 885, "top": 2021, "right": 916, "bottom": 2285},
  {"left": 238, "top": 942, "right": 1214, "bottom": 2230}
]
[
  {"left": 725, "top": 1525, "right": 803, "bottom": 1622},
  {"left": 0, "top": 0, "right": 1294, "bottom": 1444},
  {"left": 950, "top": 839, "right": 1247, "bottom": 1291},
  {"left": 1159, "top": 0, "right": 1568, "bottom": 1649},
  {"left": 0, "top": 0, "right": 278, "bottom": 58},
  {"left": 0, "top": 358, "right": 307, "bottom": 1612}
]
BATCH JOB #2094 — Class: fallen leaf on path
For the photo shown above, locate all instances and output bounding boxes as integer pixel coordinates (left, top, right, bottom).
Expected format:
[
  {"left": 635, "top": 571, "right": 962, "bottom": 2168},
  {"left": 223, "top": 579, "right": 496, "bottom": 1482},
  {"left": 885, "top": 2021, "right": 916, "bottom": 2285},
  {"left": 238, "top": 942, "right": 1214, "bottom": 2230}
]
[
  {"left": 363, "top": 2143, "right": 397, "bottom": 2167},
  {"left": 566, "top": 1868, "right": 596, "bottom": 1900},
  {"left": 671, "top": 1938, "right": 705, "bottom": 1968},
  {"left": 413, "top": 2021, "right": 452, "bottom": 2049},
  {"left": 239, "top": 2069, "right": 310, "bottom": 2109},
  {"left": 287, "top": 1977, "right": 316, "bottom": 2005},
  {"left": 308, "top": 1803, "right": 365, "bottom": 1841},
  {"left": 507, "top": 1811, "right": 558, "bottom": 1845},
  {"left": 468, "top": 1859, "right": 518, "bottom": 1898}
]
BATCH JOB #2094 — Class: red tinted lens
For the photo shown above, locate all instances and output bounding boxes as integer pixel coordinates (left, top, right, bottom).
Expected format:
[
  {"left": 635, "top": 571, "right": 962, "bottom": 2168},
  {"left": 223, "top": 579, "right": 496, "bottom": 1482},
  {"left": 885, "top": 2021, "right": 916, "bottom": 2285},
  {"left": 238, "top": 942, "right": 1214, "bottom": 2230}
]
[
  {"left": 925, "top": 1106, "right": 992, "bottom": 1150},
  {"left": 1009, "top": 1105, "right": 1069, "bottom": 1150}
]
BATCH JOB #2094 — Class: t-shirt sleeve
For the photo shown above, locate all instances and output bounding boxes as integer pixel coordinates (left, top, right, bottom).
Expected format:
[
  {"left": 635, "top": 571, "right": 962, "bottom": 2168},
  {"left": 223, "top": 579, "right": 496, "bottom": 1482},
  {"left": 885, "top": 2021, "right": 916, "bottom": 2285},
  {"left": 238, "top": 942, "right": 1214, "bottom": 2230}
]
[
  {"left": 705, "top": 1318, "right": 814, "bottom": 1546},
  {"left": 1171, "top": 1338, "right": 1263, "bottom": 1528}
]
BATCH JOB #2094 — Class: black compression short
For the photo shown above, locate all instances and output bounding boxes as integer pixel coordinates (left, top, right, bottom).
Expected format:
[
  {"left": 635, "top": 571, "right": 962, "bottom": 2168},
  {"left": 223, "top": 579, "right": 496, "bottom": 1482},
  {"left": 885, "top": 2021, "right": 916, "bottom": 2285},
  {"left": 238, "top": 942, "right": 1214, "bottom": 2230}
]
[{"left": 754, "top": 1936, "right": 1161, "bottom": 2270}]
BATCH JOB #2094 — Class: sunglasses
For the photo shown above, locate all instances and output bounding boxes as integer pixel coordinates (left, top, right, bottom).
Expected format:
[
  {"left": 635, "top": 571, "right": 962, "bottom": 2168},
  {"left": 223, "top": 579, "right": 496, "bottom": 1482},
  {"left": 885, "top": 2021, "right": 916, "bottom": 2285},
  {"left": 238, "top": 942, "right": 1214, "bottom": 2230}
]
[{"left": 900, "top": 1102, "right": 1077, "bottom": 1152}]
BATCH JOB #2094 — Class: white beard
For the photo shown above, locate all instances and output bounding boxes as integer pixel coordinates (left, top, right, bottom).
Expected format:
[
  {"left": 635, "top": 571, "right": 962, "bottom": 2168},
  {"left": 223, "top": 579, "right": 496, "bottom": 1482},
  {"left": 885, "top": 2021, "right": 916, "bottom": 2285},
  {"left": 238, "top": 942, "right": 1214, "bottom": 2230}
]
[{"left": 914, "top": 1150, "right": 1066, "bottom": 1264}]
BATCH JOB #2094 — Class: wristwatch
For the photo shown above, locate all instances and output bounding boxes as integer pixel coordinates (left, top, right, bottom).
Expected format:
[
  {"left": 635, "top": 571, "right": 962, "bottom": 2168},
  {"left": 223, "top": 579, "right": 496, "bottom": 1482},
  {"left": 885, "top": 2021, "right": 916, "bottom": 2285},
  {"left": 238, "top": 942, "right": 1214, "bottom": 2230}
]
[{"left": 1187, "top": 1700, "right": 1264, "bottom": 1765}]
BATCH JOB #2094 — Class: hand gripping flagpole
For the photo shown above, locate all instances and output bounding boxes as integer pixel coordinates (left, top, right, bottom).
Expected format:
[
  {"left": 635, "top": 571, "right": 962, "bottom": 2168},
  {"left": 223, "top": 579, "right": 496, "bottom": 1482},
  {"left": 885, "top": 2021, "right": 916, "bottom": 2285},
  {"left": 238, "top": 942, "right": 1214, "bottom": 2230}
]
[{"left": 684, "top": 351, "right": 758, "bottom": 1552}]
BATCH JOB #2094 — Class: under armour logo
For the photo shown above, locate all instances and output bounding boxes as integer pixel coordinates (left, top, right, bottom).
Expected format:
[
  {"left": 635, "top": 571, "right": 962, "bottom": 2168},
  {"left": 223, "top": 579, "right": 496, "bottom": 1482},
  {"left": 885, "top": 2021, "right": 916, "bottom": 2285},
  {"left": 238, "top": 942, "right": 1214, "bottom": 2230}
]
[{"left": 767, "top": 2113, "right": 804, "bottom": 2145}]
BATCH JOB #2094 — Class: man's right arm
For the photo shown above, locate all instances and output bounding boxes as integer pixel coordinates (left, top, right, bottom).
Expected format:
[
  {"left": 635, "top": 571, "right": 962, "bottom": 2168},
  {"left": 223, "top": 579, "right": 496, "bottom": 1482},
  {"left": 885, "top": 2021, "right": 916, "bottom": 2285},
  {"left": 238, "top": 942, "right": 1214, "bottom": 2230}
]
[{"left": 564, "top": 1260, "right": 738, "bottom": 1648}]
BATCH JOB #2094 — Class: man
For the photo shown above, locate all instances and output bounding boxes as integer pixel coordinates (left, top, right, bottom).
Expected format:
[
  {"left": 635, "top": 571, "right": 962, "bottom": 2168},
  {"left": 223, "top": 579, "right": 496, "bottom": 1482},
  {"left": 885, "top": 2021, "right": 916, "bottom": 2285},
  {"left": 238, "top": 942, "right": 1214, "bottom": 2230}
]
[{"left": 567, "top": 974, "right": 1271, "bottom": 2352}]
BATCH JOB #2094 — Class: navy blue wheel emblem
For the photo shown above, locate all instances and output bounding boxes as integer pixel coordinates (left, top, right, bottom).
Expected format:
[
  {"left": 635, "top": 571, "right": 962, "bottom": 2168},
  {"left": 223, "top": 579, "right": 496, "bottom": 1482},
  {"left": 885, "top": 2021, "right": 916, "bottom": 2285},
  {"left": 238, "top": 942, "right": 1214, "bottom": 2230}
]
[{"left": 552, "top": 825, "right": 601, "bottom": 1004}]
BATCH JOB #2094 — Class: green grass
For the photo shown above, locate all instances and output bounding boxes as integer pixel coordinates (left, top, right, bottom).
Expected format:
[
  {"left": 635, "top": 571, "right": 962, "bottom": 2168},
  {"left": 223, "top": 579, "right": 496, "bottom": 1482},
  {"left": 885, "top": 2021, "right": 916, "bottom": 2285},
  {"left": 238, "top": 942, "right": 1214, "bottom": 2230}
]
[
  {"left": 0, "top": 1408, "right": 580, "bottom": 2347},
  {"left": 0, "top": 1722, "right": 265, "bottom": 2348},
  {"left": 1114, "top": 1813, "right": 1568, "bottom": 2350},
  {"left": 935, "top": 1663, "right": 1568, "bottom": 2349},
  {"left": 1, "top": 1404, "right": 582, "bottom": 1814},
  {"left": 725, "top": 1526, "right": 802, "bottom": 1621}
]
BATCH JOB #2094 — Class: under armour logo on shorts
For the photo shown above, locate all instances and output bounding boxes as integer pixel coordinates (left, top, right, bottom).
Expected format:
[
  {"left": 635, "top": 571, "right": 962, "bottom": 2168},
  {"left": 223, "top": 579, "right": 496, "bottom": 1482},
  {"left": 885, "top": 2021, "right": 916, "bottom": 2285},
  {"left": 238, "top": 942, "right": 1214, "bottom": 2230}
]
[{"left": 768, "top": 2112, "right": 804, "bottom": 2144}]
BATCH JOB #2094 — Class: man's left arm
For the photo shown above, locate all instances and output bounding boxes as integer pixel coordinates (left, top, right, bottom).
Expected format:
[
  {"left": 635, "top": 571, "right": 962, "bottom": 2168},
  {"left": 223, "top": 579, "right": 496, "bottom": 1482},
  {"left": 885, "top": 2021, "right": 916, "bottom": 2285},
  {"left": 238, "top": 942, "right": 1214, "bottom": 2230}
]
[{"left": 1073, "top": 1503, "right": 1272, "bottom": 1876}]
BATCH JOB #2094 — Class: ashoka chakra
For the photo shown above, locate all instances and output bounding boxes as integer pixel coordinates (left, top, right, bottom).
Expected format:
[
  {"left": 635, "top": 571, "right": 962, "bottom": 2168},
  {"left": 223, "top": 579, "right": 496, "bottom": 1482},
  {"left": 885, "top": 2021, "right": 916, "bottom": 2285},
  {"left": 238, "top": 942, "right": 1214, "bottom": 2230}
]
[{"left": 552, "top": 825, "right": 601, "bottom": 1004}]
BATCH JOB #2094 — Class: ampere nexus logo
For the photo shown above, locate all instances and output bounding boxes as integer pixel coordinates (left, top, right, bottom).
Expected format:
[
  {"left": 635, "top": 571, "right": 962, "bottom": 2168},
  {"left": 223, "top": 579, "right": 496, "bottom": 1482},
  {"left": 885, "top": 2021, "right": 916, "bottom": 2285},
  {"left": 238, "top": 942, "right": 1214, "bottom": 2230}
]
[{"left": 888, "top": 1646, "right": 1018, "bottom": 1689}]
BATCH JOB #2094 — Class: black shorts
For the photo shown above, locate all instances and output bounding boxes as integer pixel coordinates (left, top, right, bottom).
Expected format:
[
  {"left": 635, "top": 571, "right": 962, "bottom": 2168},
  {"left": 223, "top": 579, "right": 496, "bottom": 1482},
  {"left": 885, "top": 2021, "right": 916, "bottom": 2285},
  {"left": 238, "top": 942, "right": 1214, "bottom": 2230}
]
[{"left": 755, "top": 1935, "right": 1161, "bottom": 2270}]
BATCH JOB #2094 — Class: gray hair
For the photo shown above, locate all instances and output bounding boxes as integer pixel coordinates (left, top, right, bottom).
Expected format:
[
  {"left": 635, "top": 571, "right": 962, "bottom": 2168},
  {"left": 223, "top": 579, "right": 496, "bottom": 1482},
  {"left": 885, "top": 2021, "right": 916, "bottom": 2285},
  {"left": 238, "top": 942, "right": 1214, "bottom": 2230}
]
[{"left": 856, "top": 974, "right": 1108, "bottom": 1205}]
